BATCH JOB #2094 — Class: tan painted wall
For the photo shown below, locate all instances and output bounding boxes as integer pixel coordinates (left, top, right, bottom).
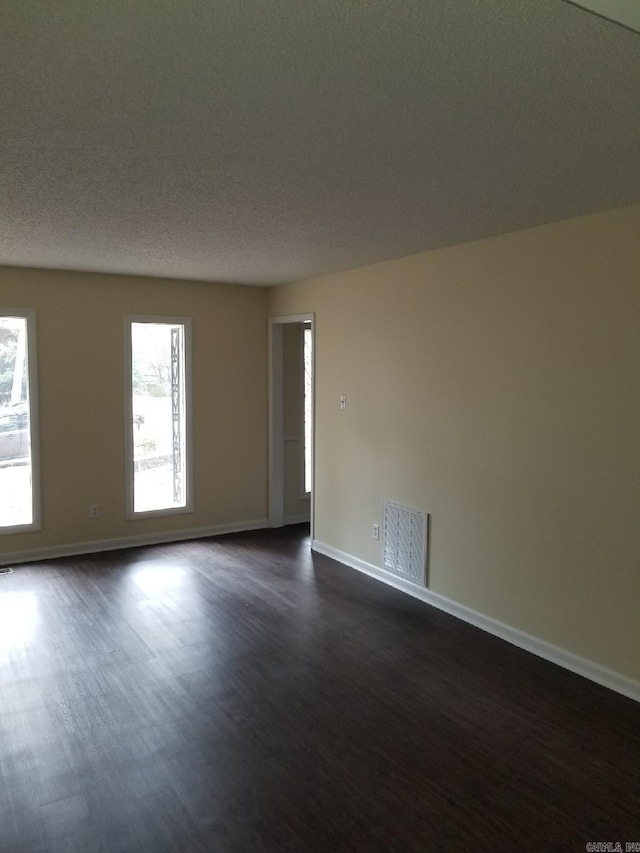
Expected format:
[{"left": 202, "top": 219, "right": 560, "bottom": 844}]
[
  {"left": 282, "top": 323, "right": 310, "bottom": 522},
  {"left": 268, "top": 203, "right": 640, "bottom": 681},
  {"left": 0, "top": 267, "right": 268, "bottom": 554}
]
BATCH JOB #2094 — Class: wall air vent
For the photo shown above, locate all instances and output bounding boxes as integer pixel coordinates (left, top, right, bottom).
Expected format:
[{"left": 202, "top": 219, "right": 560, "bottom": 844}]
[{"left": 383, "top": 501, "right": 427, "bottom": 586}]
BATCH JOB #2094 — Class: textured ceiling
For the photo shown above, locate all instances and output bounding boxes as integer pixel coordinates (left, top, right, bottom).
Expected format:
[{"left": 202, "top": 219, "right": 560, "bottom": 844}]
[
  {"left": 1, "top": 0, "right": 639, "bottom": 285},
  {"left": 567, "top": 0, "right": 640, "bottom": 33}
]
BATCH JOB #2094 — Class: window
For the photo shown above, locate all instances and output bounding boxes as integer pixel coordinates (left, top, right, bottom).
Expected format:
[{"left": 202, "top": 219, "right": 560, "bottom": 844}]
[
  {"left": 0, "top": 310, "right": 40, "bottom": 532},
  {"left": 125, "top": 317, "right": 192, "bottom": 516},
  {"left": 302, "top": 322, "right": 313, "bottom": 495}
]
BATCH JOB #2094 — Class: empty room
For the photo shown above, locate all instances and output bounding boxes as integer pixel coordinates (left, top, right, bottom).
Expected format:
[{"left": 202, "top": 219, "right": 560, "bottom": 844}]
[{"left": 1, "top": 1, "right": 639, "bottom": 851}]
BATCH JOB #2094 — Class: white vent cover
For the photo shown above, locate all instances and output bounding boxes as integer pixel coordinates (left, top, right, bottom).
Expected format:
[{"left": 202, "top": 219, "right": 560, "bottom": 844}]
[{"left": 383, "top": 501, "right": 427, "bottom": 586}]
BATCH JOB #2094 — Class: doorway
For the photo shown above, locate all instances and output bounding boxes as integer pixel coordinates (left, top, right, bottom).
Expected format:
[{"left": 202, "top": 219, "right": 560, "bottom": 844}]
[{"left": 268, "top": 314, "right": 314, "bottom": 538}]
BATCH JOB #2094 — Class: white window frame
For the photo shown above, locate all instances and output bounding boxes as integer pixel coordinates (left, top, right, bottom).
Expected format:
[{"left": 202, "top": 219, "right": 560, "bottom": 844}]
[
  {"left": 124, "top": 315, "right": 193, "bottom": 519},
  {"left": 0, "top": 308, "right": 41, "bottom": 534}
]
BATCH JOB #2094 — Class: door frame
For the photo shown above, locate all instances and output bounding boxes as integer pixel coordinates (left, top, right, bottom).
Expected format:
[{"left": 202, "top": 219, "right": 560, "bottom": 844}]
[{"left": 268, "top": 313, "right": 315, "bottom": 538}]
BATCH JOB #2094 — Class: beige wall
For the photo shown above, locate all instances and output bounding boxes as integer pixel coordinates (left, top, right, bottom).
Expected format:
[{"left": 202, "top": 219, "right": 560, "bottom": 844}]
[
  {"left": 268, "top": 203, "right": 640, "bottom": 681},
  {"left": 0, "top": 266, "right": 268, "bottom": 554},
  {"left": 2, "top": 203, "right": 638, "bottom": 683},
  {"left": 282, "top": 323, "right": 310, "bottom": 522}
]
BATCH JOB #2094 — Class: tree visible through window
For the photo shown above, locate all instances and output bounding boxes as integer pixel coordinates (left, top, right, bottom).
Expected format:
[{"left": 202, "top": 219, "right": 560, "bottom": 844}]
[
  {"left": 128, "top": 320, "right": 190, "bottom": 514},
  {"left": 0, "top": 313, "right": 37, "bottom": 530}
]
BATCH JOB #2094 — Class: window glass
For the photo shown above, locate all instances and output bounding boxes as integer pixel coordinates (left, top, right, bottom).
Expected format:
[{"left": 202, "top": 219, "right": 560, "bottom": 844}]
[
  {"left": 0, "top": 313, "right": 38, "bottom": 530},
  {"left": 128, "top": 319, "right": 191, "bottom": 515},
  {"left": 303, "top": 324, "right": 313, "bottom": 495}
]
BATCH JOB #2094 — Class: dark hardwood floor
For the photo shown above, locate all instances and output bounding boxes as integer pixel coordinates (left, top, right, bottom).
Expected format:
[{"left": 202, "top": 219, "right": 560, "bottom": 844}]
[{"left": 0, "top": 524, "right": 638, "bottom": 852}]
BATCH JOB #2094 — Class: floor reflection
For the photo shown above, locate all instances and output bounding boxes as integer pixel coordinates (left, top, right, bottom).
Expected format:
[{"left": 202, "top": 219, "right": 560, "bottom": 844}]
[
  {"left": 0, "top": 590, "right": 39, "bottom": 646},
  {"left": 130, "top": 563, "right": 189, "bottom": 595}
]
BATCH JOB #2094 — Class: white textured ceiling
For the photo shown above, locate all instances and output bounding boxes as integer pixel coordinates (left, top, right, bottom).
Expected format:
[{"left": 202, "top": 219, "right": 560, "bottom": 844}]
[
  {"left": 567, "top": 0, "right": 640, "bottom": 33},
  {"left": 1, "top": 0, "right": 639, "bottom": 285}
]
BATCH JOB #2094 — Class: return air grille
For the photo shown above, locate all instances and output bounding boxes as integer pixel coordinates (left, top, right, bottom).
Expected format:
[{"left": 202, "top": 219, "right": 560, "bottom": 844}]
[{"left": 383, "top": 501, "right": 427, "bottom": 586}]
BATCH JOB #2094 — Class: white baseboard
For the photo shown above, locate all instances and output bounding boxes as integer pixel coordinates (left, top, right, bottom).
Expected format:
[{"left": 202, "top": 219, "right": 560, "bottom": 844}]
[
  {"left": 312, "top": 539, "right": 640, "bottom": 704},
  {"left": 284, "top": 513, "right": 311, "bottom": 526},
  {"left": 1, "top": 519, "right": 269, "bottom": 567}
]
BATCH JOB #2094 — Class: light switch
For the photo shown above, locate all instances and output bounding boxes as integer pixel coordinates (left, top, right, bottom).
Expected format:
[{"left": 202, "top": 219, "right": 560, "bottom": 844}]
[{"left": 339, "top": 395, "right": 346, "bottom": 410}]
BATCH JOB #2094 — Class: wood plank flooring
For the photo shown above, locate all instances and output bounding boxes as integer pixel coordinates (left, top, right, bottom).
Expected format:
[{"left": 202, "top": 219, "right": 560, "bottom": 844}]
[{"left": 0, "top": 524, "right": 638, "bottom": 852}]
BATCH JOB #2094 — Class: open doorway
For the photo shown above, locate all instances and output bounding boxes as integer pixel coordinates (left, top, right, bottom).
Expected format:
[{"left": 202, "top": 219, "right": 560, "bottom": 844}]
[{"left": 268, "top": 314, "right": 314, "bottom": 538}]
